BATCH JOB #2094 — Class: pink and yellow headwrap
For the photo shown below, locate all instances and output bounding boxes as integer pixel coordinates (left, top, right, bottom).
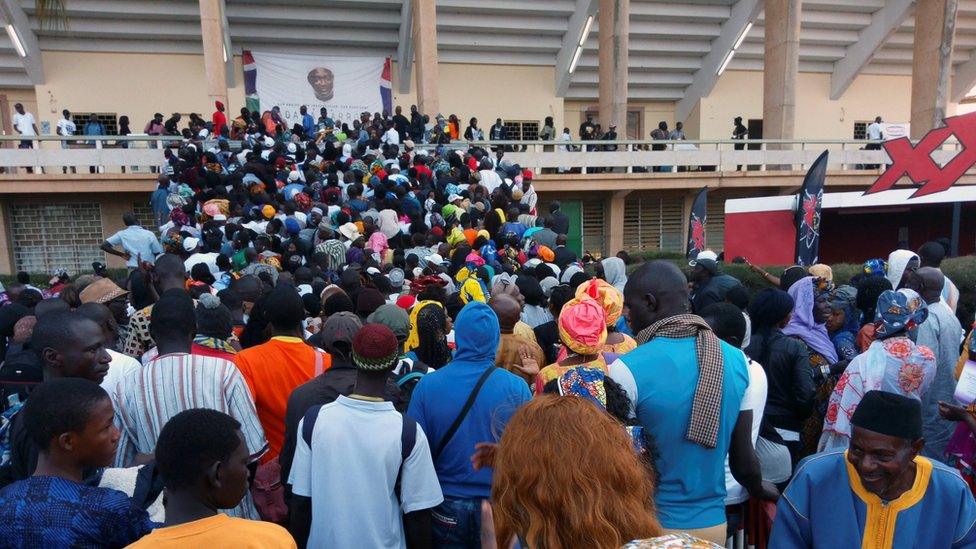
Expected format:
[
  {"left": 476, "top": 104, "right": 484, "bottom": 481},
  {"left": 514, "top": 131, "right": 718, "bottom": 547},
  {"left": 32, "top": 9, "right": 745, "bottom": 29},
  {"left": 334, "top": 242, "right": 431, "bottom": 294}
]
[
  {"left": 575, "top": 278, "right": 624, "bottom": 325},
  {"left": 558, "top": 296, "right": 607, "bottom": 355}
]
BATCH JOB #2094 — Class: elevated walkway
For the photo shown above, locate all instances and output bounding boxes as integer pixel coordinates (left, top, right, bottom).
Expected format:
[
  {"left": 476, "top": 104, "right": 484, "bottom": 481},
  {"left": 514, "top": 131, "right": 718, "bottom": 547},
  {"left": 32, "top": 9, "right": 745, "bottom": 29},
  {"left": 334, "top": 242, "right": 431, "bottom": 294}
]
[{"left": 0, "top": 136, "right": 970, "bottom": 273}]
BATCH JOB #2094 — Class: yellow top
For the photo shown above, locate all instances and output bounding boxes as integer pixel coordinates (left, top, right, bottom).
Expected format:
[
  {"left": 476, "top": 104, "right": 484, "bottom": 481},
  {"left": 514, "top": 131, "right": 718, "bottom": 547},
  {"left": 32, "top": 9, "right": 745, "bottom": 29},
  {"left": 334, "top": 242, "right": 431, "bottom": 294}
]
[
  {"left": 844, "top": 451, "right": 932, "bottom": 549},
  {"left": 271, "top": 336, "right": 304, "bottom": 343},
  {"left": 126, "top": 514, "right": 296, "bottom": 548}
]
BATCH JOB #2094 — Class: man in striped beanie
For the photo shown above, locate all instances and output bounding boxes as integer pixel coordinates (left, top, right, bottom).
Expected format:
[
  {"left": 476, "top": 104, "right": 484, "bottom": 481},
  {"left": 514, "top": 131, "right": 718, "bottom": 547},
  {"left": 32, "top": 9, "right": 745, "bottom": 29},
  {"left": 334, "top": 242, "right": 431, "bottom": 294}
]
[
  {"left": 288, "top": 323, "right": 443, "bottom": 548},
  {"left": 351, "top": 323, "right": 401, "bottom": 374}
]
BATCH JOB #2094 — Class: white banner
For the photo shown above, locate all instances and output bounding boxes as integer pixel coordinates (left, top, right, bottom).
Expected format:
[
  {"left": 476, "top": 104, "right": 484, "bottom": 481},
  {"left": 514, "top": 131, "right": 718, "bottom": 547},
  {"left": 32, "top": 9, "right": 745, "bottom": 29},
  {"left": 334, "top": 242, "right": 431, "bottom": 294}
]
[
  {"left": 881, "top": 122, "right": 910, "bottom": 141},
  {"left": 250, "top": 51, "right": 391, "bottom": 129}
]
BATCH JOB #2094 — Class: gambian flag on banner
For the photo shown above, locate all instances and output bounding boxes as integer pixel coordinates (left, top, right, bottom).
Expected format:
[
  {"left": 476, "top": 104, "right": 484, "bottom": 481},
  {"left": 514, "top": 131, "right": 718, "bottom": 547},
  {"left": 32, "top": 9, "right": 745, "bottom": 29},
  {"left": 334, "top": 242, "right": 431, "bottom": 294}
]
[
  {"left": 242, "top": 50, "right": 259, "bottom": 113},
  {"left": 381, "top": 58, "right": 393, "bottom": 114},
  {"left": 794, "top": 150, "right": 828, "bottom": 266},
  {"left": 686, "top": 187, "right": 708, "bottom": 259},
  {"left": 245, "top": 50, "right": 390, "bottom": 127}
]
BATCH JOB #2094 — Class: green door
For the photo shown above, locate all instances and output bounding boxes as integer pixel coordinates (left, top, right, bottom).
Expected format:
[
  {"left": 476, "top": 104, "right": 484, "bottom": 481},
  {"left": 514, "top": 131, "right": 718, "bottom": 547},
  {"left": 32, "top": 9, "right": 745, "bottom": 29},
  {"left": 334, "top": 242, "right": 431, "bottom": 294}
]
[{"left": 560, "top": 200, "right": 583, "bottom": 257}]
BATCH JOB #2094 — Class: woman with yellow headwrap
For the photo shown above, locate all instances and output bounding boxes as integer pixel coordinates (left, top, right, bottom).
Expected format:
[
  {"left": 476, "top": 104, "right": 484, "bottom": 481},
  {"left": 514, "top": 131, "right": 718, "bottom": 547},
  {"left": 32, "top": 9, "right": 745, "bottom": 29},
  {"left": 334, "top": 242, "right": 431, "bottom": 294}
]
[
  {"left": 446, "top": 226, "right": 467, "bottom": 249},
  {"left": 536, "top": 296, "right": 609, "bottom": 392}
]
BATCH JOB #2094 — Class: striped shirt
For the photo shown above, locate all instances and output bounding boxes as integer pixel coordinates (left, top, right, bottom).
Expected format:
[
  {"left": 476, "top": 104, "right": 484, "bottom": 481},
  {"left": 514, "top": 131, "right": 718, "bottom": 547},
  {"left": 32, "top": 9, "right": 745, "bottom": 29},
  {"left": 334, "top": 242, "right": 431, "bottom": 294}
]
[{"left": 113, "top": 352, "right": 267, "bottom": 519}]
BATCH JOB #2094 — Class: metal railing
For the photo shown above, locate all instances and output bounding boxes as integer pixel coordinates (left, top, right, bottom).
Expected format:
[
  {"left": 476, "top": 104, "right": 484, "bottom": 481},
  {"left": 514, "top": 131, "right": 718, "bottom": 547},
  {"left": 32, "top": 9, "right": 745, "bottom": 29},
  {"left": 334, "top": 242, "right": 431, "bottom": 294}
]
[{"left": 0, "top": 135, "right": 963, "bottom": 175}]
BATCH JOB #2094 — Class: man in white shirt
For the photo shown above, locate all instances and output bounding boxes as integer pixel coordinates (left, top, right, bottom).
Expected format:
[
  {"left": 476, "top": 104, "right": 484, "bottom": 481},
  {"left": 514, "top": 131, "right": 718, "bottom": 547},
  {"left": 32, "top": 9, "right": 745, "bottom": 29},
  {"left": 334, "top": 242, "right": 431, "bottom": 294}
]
[
  {"left": 183, "top": 237, "right": 220, "bottom": 276},
  {"left": 12, "top": 103, "right": 38, "bottom": 173},
  {"left": 865, "top": 116, "right": 885, "bottom": 169},
  {"left": 56, "top": 109, "right": 76, "bottom": 143},
  {"left": 698, "top": 303, "right": 779, "bottom": 508},
  {"left": 382, "top": 125, "right": 400, "bottom": 146},
  {"left": 289, "top": 324, "right": 442, "bottom": 548},
  {"left": 478, "top": 159, "right": 503, "bottom": 193},
  {"left": 57, "top": 109, "right": 77, "bottom": 173},
  {"left": 12, "top": 103, "right": 37, "bottom": 141},
  {"left": 866, "top": 116, "right": 884, "bottom": 141}
]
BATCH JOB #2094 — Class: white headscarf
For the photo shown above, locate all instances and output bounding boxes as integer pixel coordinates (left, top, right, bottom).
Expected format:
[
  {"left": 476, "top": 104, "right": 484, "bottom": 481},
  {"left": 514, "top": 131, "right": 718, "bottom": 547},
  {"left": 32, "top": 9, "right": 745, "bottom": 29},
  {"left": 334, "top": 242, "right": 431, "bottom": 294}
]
[
  {"left": 601, "top": 257, "right": 628, "bottom": 294},
  {"left": 886, "top": 249, "right": 919, "bottom": 290}
]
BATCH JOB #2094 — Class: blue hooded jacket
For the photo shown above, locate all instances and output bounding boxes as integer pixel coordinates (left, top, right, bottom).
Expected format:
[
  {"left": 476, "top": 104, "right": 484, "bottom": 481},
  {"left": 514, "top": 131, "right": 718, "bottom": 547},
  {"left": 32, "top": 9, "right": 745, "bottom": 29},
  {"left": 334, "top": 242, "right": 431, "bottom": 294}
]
[{"left": 407, "top": 302, "right": 532, "bottom": 499}]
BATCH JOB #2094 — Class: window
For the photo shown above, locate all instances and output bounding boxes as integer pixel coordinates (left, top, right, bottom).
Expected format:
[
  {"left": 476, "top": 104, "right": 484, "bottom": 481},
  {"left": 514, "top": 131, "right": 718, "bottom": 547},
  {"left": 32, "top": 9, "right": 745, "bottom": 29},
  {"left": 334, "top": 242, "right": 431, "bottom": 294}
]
[
  {"left": 622, "top": 196, "right": 685, "bottom": 253},
  {"left": 72, "top": 113, "right": 119, "bottom": 135},
  {"left": 10, "top": 201, "right": 104, "bottom": 273},
  {"left": 582, "top": 199, "right": 605, "bottom": 254},
  {"left": 582, "top": 108, "right": 644, "bottom": 139},
  {"left": 853, "top": 121, "right": 869, "bottom": 140},
  {"left": 502, "top": 120, "right": 540, "bottom": 141}
]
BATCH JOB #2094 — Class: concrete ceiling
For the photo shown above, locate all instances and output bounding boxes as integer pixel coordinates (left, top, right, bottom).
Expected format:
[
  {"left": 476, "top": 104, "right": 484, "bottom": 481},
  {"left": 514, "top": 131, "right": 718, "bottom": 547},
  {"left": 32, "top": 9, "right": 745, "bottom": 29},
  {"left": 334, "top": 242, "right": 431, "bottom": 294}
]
[{"left": 0, "top": 0, "right": 970, "bottom": 105}]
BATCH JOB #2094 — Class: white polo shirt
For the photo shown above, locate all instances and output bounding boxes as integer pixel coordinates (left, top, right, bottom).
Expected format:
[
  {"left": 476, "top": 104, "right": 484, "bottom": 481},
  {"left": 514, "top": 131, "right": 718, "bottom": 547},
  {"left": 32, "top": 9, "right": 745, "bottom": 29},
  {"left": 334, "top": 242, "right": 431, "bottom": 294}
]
[{"left": 289, "top": 395, "right": 443, "bottom": 549}]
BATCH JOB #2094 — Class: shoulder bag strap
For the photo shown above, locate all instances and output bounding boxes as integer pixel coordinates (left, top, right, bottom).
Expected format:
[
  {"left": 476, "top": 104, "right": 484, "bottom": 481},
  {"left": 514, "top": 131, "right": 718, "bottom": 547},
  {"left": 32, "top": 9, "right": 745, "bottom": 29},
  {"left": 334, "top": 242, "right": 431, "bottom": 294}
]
[
  {"left": 434, "top": 367, "right": 496, "bottom": 461},
  {"left": 314, "top": 351, "right": 324, "bottom": 377},
  {"left": 395, "top": 416, "right": 418, "bottom": 504},
  {"left": 301, "top": 404, "right": 323, "bottom": 447}
]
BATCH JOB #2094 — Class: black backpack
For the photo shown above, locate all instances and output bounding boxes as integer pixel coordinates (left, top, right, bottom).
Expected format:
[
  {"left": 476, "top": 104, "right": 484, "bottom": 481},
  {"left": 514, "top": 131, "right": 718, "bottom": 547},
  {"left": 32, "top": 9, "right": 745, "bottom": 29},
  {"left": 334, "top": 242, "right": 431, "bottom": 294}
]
[
  {"left": 301, "top": 404, "right": 417, "bottom": 502},
  {"left": 0, "top": 345, "right": 41, "bottom": 412},
  {"left": 394, "top": 357, "right": 430, "bottom": 407}
]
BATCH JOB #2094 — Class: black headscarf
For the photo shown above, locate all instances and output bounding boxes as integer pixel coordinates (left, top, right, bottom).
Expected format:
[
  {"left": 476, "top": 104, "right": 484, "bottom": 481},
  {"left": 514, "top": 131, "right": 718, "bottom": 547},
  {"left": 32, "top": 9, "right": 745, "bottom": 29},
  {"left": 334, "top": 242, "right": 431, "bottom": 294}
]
[{"left": 414, "top": 304, "right": 452, "bottom": 369}]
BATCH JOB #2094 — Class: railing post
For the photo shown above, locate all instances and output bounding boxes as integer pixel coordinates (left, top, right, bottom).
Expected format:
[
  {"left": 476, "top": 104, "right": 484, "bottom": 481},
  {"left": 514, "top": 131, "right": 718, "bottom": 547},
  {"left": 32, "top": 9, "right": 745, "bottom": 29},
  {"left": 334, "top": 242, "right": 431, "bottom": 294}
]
[
  {"left": 626, "top": 143, "right": 632, "bottom": 174},
  {"left": 95, "top": 138, "right": 104, "bottom": 174}
]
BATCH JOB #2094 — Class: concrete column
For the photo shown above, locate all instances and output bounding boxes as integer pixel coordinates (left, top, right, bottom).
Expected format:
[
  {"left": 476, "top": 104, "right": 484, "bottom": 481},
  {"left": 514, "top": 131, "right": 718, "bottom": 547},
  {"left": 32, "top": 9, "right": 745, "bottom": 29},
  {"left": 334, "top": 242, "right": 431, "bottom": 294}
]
[
  {"left": 762, "top": 0, "right": 801, "bottom": 141},
  {"left": 412, "top": 0, "right": 440, "bottom": 116},
  {"left": 0, "top": 200, "right": 13, "bottom": 274},
  {"left": 598, "top": 0, "right": 629, "bottom": 138},
  {"left": 606, "top": 190, "right": 630, "bottom": 256},
  {"left": 198, "top": 0, "right": 228, "bottom": 109},
  {"left": 911, "top": 0, "right": 958, "bottom": 139}
]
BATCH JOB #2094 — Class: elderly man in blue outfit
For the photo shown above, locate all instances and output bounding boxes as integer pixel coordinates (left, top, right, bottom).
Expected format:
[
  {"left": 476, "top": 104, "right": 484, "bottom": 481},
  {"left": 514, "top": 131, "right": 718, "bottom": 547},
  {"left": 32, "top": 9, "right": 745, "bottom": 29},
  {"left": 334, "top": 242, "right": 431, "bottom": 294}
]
[{"left": 771, "top": 390, "right": 976, "bottom": 548}]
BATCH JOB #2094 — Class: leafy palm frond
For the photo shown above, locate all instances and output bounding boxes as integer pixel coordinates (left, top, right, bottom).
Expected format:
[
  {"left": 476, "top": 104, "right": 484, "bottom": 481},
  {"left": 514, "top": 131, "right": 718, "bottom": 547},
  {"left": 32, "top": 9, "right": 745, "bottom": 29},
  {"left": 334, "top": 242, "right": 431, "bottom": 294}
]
[{"left": 34, "top": 0, "right": 68, "bottom": 31}]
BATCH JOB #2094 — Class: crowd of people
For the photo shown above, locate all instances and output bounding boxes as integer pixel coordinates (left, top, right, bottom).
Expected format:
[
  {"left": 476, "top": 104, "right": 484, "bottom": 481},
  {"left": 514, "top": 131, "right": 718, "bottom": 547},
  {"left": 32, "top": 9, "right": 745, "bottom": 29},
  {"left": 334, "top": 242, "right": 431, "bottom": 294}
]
[{"left": 0, "top": 102, "right": 975, "bottom": 549}]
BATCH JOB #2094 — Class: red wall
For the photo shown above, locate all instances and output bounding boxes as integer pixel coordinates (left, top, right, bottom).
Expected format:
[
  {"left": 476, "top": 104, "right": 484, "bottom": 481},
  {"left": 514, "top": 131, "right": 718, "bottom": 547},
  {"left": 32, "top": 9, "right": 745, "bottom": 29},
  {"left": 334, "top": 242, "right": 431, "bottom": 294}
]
[
  {"left": 724, "top": 203, "right": 976, "bottom": 266},
  {"left": 819, "top": 203, "right": 976, "bottom": 264},
  {"left": 724, "top": 210, "right": 796, "bottom": 264}
]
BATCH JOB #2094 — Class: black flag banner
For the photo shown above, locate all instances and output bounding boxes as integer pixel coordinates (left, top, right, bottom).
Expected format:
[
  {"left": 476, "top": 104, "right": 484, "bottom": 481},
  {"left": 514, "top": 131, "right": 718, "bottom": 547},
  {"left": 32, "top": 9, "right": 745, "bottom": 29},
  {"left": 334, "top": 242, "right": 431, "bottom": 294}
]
[
  {"left": 795, "top": 150, "right": 828, "bottom": 266},
  {"left": 686, "top": 187, "right": 708, "bottom": 259}
]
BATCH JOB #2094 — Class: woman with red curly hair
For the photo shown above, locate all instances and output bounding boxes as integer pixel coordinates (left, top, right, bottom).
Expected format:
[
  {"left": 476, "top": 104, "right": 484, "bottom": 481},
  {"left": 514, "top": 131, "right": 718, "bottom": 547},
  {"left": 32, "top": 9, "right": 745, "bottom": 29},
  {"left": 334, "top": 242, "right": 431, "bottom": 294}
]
[
  {"left": 819, "top": 289, "right": 936, "bottom": 452},
  {"left": 489, "top": 395, "right": 720, "bottom": 548}
]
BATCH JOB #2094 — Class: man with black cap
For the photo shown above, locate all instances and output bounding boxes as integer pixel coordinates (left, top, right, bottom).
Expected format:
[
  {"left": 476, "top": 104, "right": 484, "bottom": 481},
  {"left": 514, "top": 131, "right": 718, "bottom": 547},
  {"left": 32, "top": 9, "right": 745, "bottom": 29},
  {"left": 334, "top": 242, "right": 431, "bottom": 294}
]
[
  {"left": 771, "top": 390, "right": 976, "bottom": 548},
  {"left": 689, "top": 250, "right": 743, "bottom": 313}
]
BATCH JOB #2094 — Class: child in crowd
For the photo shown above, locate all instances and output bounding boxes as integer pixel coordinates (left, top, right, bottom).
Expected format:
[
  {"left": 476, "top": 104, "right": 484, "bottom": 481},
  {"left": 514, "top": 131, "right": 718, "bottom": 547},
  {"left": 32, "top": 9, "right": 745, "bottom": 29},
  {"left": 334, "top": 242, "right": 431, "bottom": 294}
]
[
  {"left": 128, "top": 408, "right": 295, "bottom": 548},
  {"left": 0, "top": 378, "right": 156, "bottom": 548}
]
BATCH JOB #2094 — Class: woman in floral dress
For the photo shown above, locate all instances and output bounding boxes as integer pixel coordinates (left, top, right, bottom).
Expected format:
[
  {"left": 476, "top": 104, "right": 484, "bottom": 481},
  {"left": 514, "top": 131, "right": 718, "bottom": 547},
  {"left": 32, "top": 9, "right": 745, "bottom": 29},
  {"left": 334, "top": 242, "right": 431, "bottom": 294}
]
[{"left": 818, "top": 288, "right": 936, "bottom": 452}]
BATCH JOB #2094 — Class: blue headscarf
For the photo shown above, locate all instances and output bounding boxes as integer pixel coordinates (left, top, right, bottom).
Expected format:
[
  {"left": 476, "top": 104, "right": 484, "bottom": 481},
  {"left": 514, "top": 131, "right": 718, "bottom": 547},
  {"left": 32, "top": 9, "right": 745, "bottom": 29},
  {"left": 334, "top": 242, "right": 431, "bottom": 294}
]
[
  {"left": 862, "top": 258, "right": 887, "bottom": 278},
  {"left": 829, "top": 285, "right": 860, "bottom": 361},
  {"left": 557, "top": 367, "right": 648, "bottom": 456},
  {"left": 874, "top": 289, "right": 929, "bottom": 340}
]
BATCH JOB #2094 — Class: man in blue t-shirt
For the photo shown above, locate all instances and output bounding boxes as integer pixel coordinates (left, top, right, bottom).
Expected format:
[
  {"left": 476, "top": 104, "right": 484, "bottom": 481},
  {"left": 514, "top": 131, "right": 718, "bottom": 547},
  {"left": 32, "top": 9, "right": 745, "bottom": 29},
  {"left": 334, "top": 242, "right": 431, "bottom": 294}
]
[
  {"left": 608, "top": 261, "right": 776, "bottom": 545},
  {"left": 100, "top": 212, "right": 163, "bottom": 269},
  {"left": 407, "top": 302, "right": 531, "bottom": 547},
  {"left": 299, "top": 105, "right": 314, "bottom": 137}
]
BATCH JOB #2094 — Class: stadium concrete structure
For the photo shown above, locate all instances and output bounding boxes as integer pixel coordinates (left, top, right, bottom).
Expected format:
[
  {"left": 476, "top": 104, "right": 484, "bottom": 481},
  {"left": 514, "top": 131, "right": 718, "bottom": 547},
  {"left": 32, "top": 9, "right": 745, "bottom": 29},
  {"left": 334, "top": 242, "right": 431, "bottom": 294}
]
[{"left": 0, "top": 0, "right": 972, "bottom": 273}]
